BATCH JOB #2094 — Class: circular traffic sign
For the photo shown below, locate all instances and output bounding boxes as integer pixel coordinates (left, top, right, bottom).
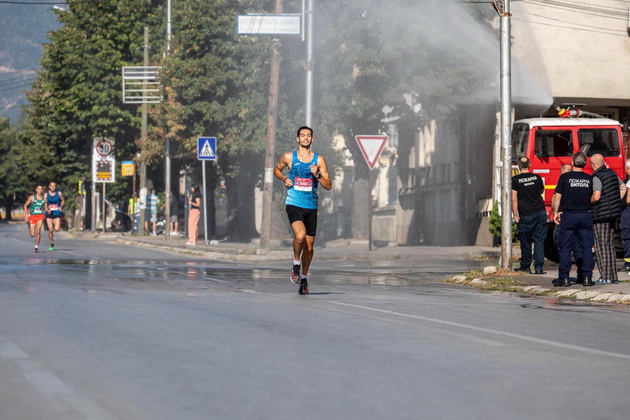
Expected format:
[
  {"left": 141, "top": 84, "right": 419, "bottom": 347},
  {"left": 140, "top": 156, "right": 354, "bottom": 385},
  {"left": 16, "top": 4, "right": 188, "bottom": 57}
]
[{"left": 96, "top": 138, "right": 113, "bottom": 156}]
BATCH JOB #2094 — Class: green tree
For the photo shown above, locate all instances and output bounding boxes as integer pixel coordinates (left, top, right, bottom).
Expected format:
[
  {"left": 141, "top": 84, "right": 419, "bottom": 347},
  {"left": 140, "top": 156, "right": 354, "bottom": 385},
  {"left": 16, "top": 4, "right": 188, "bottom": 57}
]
[
  {"left": 157, "top": 0, "right": 275, "bottom": 240},
  {"left": 23, "top": 0, "right": 162, "bottom": 207},
  {"left": 0, "top": 118, "right": 29, "bottom": 220},
  {"left": 315, "top": 0, "right": 495, "bottom": 238}
]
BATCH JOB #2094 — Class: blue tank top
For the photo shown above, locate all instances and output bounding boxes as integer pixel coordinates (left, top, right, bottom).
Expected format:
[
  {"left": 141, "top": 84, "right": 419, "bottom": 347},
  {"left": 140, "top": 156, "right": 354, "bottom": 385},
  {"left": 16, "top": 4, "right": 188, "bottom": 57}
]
[
  {"left": 286, "top": 151, "right": 319, "bottom": 209},
  {"left": 46, "top": 191, "right": 63, "bottom": 216}
]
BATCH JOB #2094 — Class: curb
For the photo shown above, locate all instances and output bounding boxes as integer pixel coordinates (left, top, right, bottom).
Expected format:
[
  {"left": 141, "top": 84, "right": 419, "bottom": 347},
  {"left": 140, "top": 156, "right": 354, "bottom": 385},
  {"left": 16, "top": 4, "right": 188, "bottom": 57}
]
[{"left": 448, "top": 274, "right": 630, "bottom": 305}]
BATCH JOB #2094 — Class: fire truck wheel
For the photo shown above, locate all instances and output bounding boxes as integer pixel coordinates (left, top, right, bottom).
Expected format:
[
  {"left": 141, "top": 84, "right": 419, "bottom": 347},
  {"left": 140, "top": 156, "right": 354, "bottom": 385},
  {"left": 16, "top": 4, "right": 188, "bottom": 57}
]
[{"left": 544, "top": 224, "right": 559, "bottom": 263}]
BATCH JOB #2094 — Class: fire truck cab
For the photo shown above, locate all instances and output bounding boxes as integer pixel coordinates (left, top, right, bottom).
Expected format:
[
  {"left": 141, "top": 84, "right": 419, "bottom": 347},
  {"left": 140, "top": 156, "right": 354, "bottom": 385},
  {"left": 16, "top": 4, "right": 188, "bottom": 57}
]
[{"left": 511, "top": 113, "right": 626, "bottom": 261}]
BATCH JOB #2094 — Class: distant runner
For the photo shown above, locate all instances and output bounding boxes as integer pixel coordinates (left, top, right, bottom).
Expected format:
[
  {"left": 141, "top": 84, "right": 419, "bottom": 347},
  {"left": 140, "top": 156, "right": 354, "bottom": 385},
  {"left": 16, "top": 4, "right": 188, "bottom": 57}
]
[
  {"left": 24, "top": 185, "right": 46, "bottom": 253},
  {"left": 273, "top": 126, "right": 332, "bottom": 295},
  {"left": 44, "top": 181, "right": 65, "bottom": 251}
]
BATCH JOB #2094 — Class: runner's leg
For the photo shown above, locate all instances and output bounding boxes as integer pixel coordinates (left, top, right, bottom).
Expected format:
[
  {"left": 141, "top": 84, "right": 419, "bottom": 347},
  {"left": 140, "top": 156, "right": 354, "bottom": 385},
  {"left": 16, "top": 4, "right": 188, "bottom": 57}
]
[
  {"left": 35, "top": 220, "right": 43, "bottom": 247},
  {"left": 301, "top": 235, "right": 315, "bottom": 276},
  {"left": 291, "top": 220, "right": 306, "bottom": 262}
]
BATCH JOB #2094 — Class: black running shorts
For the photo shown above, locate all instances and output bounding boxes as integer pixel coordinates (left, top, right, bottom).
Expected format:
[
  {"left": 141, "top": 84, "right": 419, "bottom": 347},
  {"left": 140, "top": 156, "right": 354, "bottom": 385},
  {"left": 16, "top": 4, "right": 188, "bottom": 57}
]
[{"left": 286, "top": 205, "right": 318, "bottom": 237}]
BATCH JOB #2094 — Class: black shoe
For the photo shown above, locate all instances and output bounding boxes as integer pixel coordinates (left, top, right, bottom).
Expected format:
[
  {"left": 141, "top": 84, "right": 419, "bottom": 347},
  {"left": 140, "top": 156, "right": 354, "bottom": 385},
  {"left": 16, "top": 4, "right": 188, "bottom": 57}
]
[
  {"left": 290, "top": 263, "right": 300, "bottom": 284},
  {"left": 534, "top": 269, "right": 547, "bottom": 275},
  {"left": 610, "top": 279, "right": 620, "bottom": 284},
  {"left": 298, "top": 278, "right": 309, "bottom": 295},
  {"left": 514, "top": 267, "right": 531, "bottom": 274},
  {"left": 575, "top": 276, "right": 584, "bottom": 285},
  {"left": 554, "top": 278, "right": 570, "bottom": 287},
  {"left": 583, "top": 277, "right": 594, "bottom": 287},
  {"left": 617, "top": 264, "right": 630, "bottom": 272}
]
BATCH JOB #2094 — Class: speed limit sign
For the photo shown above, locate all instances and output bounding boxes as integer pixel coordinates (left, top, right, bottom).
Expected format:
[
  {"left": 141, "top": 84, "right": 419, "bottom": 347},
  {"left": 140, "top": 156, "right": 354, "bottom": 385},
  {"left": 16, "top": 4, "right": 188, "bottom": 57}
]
[
  {"left": 92, "top": 137, "right": 116, "bottom": 183},
  {"left": 95, "top": 138, "right": 113, "bottom": 156}
]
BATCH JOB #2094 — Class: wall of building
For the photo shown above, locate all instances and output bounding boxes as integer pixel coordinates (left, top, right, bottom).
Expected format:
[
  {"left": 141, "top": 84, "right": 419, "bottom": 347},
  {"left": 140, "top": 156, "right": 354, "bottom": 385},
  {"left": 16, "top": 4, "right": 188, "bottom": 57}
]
[{"left": 511, "top": 0, "right": 630, "bottom": 108}]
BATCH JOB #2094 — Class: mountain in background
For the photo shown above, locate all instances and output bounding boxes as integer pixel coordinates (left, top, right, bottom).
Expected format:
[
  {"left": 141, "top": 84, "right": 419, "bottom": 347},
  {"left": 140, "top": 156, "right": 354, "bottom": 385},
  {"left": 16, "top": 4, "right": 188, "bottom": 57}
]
[{"left": 0, "top": 2, "right": 62, "bottom": 123}]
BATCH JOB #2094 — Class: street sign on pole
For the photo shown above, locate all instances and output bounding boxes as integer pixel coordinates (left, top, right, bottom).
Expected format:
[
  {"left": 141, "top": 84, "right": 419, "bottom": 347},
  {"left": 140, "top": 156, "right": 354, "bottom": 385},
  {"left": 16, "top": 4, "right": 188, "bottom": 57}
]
[
  {"left": 197, "top": 137, "right": 217, "bottom": 160},
  {"left": 355, "top": 134, "right": 388, "bottom": 252},
  {"left": 92, "top": 137, "right": 116, "bottom": 183},
  {"left": 122, "top": 66, "right": 162, "bottom": 104},
  {"left": 237, "top": 14, "right": 301, "bottom": 35},
  {"left": 197, "top": 137, "right": 216, "bottom": 245},
  {"left": 355, "top": 135, "right": 388, "bottom": 170}
]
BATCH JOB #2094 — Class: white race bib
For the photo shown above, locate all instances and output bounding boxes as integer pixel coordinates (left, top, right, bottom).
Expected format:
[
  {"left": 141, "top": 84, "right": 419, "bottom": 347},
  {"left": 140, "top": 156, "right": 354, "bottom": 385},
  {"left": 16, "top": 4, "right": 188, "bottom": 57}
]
[{"left": 294, "top": 176, "right": 313, "bottom": 192}]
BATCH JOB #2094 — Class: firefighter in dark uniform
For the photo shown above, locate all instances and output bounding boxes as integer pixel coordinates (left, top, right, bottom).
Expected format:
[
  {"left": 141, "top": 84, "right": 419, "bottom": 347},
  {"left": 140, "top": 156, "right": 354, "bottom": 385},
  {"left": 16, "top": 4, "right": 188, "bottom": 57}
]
[
  {"left": 552, "top": 152, "right": 595, "bottom": 287},
  {"left": 511, "top": 156, "right": 547, "bottom": 274}
]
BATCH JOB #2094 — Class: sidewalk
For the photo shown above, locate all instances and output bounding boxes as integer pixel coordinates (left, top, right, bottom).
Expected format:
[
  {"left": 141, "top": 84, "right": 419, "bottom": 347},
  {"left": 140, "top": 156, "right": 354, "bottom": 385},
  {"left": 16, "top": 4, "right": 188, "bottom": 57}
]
[{"left": 69, "top": 230, "right": 630, "bottom": 305}]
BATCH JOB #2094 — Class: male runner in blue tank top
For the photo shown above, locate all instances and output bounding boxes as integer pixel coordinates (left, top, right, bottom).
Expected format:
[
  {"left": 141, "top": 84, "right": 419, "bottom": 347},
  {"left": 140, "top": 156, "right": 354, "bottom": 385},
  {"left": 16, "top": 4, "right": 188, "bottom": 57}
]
[
  {"left": 274, "top": 126, "right": 332, "bottom": 295},
  {"left": 44, "top": 181, "right": 65, "bottom": 251}
]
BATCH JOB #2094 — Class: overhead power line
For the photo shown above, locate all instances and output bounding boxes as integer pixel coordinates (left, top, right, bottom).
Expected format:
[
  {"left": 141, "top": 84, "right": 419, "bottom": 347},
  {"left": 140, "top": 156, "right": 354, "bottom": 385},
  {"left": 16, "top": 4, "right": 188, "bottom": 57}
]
[{"left": 0, "top": 82, "right": 33, "bottom": 94}]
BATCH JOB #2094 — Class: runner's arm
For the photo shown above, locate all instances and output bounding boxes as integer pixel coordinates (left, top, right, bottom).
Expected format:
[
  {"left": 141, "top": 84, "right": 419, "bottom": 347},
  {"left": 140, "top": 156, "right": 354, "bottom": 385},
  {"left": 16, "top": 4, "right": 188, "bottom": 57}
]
[
  {"left": 59, "top": 191, "right": 65, "bottom": 211},
  {"left": 315, "top": 156, "right": 332, "bottom": 191},
  {"left": 24, "top": 195, "right": 32, "bottom": 214},
  {"left": 273, "top": 152, "right": 293, "bottom": 187}
]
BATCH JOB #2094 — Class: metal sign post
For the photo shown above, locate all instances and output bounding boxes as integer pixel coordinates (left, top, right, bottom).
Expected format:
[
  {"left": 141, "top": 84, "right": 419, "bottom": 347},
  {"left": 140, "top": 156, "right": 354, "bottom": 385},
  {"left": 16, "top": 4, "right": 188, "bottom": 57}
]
[
  {"left": 355, "top": 135, "right": 389, "bottom": 251},
  {"left": 92, "top": 137, "right": 115, "bottom": 233},
  {"left": 198, "top": 137, "right": 217, "bottom": 245}
]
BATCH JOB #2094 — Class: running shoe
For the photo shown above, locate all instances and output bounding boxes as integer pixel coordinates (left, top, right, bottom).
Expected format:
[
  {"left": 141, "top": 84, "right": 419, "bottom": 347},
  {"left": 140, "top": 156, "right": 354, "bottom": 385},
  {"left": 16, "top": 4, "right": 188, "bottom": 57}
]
[
  {"left": 34, "top": 246, "right": 38, "bottom": 253},
  {"left": 298, "top": 278, "right": 309, "bottom": 295},
  {"left": 49, "top": 245, "right": 54, "bottom": 251},
  {"left": 290, "top": 263, "right": 300, "bottom": 284}
]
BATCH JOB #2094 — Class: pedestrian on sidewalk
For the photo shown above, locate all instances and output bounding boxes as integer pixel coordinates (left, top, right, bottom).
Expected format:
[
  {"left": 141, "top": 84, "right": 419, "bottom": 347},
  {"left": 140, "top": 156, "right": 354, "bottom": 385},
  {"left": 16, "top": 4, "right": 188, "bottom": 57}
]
[
  {"left": 145, "top": 189, "right": 158, "bottom": 235},
  {"left": 552, "top": 152, "right": 595, "bottom": 287},
  {"left": 24, "top": 185, "right": 46, "bottom": 253},
  {"left": 273, "top": 126, "right": 332, "bottom": 295},
  {"left": 511, "top": 156, "right": 547, "bottom": 274},
  {"left": 161, "top": 192, "right": 180, "bottom": 236},
  {"left": 618, "top": 159, "right": 630, "bottom": 272},
  {"left": 128, "top": 192, "right": 140, "bottom": 233},
  {"left": 186, "top": 185, "right": 201, "bottom": 245},
  {"left": 589, "top": 154, "right": 625, "bottom": 284}
]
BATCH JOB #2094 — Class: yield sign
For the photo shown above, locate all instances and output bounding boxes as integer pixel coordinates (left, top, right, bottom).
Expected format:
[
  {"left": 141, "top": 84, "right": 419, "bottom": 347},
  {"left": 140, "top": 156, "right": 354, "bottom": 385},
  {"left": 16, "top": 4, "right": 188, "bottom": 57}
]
[{"left": 355, "top": 135, "right": 388, "bottom": 170}]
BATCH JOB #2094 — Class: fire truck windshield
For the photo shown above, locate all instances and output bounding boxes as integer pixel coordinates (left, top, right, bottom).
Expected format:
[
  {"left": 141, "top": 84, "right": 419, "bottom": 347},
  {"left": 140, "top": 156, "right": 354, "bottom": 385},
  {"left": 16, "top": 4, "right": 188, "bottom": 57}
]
[
  {"left": 578, "top": 128, "right": 619, "bottom": 157},
  {"left": 534, "top": 129, "right": 572, "bottom": 157}
]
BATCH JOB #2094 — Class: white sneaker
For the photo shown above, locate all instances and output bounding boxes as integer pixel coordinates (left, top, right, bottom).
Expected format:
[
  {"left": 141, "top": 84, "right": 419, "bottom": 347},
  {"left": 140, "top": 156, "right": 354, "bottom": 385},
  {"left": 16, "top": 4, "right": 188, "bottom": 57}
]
[{"left": 185, "top": 242, "right": 196, "bottom": 245}]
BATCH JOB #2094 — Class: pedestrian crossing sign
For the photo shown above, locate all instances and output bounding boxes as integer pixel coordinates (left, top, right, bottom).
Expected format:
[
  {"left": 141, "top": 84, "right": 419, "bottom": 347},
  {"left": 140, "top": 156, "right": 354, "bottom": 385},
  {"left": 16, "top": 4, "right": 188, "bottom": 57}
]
[{"left": 197, "top": 137, "right": 217, "bottom": 160}]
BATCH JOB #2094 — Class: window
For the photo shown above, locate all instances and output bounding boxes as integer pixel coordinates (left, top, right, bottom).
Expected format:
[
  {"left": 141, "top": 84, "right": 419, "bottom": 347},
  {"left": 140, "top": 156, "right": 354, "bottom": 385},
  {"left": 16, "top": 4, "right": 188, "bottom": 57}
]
[
  {"left": 534, "top": 129, "right": 572, "bottom": 157},
  {"left": 511, "top": 123, "right": 529, "bottom": 158},
  {"left": 578, "top": 129, "right": 620, "bottom": 157}
]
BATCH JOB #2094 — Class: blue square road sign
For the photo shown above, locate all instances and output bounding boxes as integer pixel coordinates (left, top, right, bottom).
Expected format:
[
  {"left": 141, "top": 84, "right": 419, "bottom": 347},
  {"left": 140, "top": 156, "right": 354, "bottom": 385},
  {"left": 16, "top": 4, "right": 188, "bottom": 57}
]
[{"left": 197, "top": 137, "right": 217, "bottom": 160}]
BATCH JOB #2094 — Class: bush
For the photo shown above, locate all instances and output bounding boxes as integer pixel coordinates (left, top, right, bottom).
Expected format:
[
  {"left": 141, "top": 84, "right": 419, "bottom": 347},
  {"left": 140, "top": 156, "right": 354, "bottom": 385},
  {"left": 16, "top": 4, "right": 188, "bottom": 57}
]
[{"left": 488, "top": 202, "right": 517, "bottom": 242}]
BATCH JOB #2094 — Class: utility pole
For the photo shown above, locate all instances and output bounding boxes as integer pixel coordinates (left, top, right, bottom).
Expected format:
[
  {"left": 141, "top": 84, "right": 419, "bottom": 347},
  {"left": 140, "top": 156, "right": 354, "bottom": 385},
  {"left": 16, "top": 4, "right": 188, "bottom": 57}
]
[
  {"left": 260, "top": 0, "right": 283, "bottom": 246},
  {"left": 495, "top": 0, "right": 513, "bottom": 269},
  {"left": 305, "top": 0, "right": 313, "bottom": 127},
  {"left": 164, "top": 0, "right": 172, "bottom": 240},
  {"left": 138, "top": 26, "right": 149, "bottom": 236}
]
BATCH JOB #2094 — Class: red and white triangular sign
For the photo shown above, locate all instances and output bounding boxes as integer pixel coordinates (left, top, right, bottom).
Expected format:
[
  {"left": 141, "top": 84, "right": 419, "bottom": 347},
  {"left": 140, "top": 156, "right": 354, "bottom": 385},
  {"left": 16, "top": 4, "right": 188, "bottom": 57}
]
[{"left": 355, "top": 135, "right": 388, "bottom": 170}]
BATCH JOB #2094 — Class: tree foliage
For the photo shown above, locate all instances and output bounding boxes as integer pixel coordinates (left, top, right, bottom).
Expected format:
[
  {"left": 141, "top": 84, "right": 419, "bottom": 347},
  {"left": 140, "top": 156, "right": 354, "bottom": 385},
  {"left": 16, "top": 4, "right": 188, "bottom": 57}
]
[
  {"left": 3, "top": 0, "right": 496, "bottom": 239},
  {"left": 22, "top": 0, "right": 161, "bottom": 202}
]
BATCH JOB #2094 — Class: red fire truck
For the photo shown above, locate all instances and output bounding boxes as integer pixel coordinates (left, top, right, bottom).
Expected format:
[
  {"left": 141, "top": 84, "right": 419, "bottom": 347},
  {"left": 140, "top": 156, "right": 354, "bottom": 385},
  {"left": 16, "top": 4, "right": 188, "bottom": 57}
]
[{"left": 511, "top": 108, "right": 626, "bottom": 261}]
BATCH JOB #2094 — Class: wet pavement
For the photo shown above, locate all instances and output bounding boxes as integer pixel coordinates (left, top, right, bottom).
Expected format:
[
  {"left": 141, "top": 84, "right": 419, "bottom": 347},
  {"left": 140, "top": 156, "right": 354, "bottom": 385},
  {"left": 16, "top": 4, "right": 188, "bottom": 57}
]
[{"left": 68, "top": 229, "right": 630, "bottom": 305}]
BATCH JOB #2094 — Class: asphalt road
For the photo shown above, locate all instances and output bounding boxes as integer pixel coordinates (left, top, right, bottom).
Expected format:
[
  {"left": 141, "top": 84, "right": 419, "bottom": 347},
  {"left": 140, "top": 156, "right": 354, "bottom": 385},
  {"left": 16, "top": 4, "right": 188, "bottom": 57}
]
[{"left": 1, "top": 223, "right": 630, "bottom": 420}]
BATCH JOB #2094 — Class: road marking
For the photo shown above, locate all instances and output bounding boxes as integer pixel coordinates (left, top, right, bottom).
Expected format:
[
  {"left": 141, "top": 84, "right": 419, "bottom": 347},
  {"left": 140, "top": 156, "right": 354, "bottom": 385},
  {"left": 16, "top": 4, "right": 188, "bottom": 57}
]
[{"left": 330, "top": 301, "right": 630, "bottom": 360}]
